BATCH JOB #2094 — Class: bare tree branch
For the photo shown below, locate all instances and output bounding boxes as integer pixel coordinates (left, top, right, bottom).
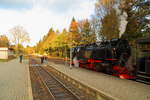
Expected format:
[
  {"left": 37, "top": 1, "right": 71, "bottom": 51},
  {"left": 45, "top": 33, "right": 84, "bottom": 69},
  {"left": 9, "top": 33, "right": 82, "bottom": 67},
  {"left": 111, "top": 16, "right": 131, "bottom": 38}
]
[{"left": 9, "top": 25, "right": 30, "bottom": 45}]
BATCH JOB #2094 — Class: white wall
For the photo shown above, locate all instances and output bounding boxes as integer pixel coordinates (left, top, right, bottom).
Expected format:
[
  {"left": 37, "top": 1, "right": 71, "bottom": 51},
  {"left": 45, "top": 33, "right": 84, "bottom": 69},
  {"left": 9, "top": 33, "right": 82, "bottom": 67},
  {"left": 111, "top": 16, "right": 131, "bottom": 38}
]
[{"left": 0, "top": 48, "right": 8, "bottom": 59}]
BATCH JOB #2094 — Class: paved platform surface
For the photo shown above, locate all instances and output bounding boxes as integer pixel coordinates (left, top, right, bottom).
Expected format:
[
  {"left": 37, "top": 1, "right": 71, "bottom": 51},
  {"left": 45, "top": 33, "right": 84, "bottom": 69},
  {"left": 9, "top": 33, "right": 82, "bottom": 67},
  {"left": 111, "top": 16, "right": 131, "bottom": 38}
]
[
  {"left": 0, "top": 59, "right": 33, "bottom": 100},
  {"left": 47, "top": 61, "right": 150, "bottom": 100}
]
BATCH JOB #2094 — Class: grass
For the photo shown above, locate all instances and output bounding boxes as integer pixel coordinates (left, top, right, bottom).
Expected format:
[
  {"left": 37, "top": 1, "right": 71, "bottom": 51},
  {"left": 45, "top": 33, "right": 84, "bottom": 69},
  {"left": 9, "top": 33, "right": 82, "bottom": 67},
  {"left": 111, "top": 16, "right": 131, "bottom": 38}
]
[
  {"left": 0, "top": 59, "right": 8, "bottom": 62},
  {"left": 0, "top": 56, "right": 16, "bottom": 62}
]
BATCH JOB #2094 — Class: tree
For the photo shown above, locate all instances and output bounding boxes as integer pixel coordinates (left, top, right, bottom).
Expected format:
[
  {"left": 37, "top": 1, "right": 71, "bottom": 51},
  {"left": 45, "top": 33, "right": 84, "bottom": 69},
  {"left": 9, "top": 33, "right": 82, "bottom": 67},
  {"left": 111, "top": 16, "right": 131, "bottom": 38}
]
[
  {"left": 95, "top": 0, "right": 115, "bottom": 18},
  {"left": 78, "top": 19, "right": 96, "bottom": 44},
  {"left": 69, "top": 17, "right": 79, "bottom": 33},
  {"left": 100, "top": 9, "right": 120, "bottom": 40},
  {"left": 17, "top": 44, "right": 24, "bottom": 53},
  {"left": 0, "top": 35, "right": 9, "bottom": 47},
  {"left": 68, "top": 17, "right": 81, "bottom": 47},
  {"left": 91, "top": 15, "right": 102, "bottom": 41},
  {"left": 42, "top": 28, "right": 57, "bottom": 49},
  {"left": 47, "top": 28, "right": 69, "bottom": 57},
  {"left": 36, "top": 27, "right": 58, "bottom": 54},
  {"left": 94, "top": 0, "right": 120, "bottom": 40},
  {"left": 25, "top": 46, "right": 35, "bottom": 54},
  {"left": 121, "top": 0, "right": 150, "bottom": 40},
  {"left": 35, "top": 40, "right": 43, "bottom": 53},
  {"left": 9, "top": 25, "right": 30, "bottom": 45}
]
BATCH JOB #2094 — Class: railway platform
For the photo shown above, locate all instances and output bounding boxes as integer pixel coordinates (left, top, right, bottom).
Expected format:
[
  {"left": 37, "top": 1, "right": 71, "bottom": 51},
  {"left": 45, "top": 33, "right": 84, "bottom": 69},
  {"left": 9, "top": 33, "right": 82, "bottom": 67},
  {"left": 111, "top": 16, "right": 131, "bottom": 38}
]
[
  {"left": 47, "top": 61, "right": 150, "bottom": 100},
  {"left": 0, "top": 59, "right": 33, "bottom": 100}
]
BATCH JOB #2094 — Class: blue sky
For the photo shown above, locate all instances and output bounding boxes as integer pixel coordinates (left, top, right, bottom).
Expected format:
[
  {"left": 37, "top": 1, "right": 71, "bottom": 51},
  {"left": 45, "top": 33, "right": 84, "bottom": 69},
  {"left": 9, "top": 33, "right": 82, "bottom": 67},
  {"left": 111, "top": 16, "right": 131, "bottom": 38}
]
[
  {"left": 0, "top": 0, "right": 32, "bottom": 9},
  {"left": 0, "top": 0, "right": 96, "bottom": 46}
]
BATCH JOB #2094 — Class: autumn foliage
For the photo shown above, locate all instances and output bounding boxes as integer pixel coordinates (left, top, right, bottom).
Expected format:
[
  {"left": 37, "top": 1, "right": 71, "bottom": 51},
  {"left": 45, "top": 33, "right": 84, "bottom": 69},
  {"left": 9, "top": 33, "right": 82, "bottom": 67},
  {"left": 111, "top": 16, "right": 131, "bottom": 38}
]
[{"left": 35, "top": 17, "right": 96, "bottom": 57}]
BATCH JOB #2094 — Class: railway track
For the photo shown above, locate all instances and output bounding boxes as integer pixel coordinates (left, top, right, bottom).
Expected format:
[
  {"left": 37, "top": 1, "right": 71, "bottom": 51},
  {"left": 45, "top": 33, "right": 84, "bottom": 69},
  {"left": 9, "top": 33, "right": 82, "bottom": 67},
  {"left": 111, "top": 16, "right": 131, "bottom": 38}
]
[
  {"left": 34, "top": 66, "right": 81, "bottom": 100},
  {"left": 30, "top": 67, "right": 53, "bottom": 100},
  {"left": 29, "top": 57, "right": 112, "bottom": 100}
]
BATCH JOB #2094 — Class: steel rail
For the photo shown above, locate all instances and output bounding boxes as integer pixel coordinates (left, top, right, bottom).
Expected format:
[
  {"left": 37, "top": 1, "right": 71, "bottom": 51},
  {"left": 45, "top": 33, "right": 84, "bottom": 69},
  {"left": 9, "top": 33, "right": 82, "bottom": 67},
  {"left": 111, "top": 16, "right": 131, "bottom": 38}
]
[
  {"left": 36, "top": 66, "right": 81, "bottom": 100},
  {"left": 32, "top": 66, "right": 56, "bottom": 100}
]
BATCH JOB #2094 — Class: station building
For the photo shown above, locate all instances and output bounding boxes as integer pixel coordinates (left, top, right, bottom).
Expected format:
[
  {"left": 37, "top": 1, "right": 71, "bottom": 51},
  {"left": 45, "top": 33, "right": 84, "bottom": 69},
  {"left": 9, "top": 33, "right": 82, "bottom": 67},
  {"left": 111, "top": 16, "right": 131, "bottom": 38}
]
[
  {"left": 0, "top": 47, "right": 15, "bottom": 59},
  {"left": 0, "top": 47, "right": 8, "bottom": 59}
]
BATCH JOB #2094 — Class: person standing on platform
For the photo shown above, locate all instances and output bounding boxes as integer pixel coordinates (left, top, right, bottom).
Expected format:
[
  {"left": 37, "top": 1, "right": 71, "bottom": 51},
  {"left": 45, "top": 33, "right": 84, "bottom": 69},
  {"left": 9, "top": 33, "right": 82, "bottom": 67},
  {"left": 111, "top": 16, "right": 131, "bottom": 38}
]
[
  {"left": 41, "top": 56, "right": 44, "bottom": 64},
  {"left": 19, "top": 54, "right": 23, "bottom": 63},
  {"left": 44, "top": 56, "right": 47, "bottom": 63},
  {"left": 73, "top": 56, "right": 79, "bottom": 67}
]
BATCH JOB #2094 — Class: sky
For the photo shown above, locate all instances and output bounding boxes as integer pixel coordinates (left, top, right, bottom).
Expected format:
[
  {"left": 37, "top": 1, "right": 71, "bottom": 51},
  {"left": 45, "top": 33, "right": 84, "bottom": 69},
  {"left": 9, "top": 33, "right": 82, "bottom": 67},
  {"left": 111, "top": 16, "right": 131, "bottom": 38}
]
[{"left": 0, "top": 0, "right": 96, "bottom": 46}]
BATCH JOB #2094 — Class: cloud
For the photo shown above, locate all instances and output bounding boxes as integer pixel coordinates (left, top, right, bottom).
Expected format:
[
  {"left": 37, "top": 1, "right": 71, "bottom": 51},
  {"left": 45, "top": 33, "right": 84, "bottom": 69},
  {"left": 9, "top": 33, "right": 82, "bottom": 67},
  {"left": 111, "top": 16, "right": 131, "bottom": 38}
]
[
  {"left": 0, "top": 0, "right": 95, "bottom": 12},
  {"left": 42, "top": 0, "right": 84, "bottom": 13},
  {"left": 0, "top": 0, "right": 96, "bottom": 46}
]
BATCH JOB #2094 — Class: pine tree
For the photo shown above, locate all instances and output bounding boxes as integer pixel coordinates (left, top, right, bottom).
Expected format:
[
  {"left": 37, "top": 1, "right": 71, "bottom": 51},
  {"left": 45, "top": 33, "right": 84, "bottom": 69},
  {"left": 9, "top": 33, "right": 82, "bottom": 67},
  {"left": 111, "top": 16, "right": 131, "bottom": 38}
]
[
  {"left": 68, "top": 17, "right": 81, "bottom": 47},
  {"left": 78, "top": 19, "right": 96, "bottom": 44}
]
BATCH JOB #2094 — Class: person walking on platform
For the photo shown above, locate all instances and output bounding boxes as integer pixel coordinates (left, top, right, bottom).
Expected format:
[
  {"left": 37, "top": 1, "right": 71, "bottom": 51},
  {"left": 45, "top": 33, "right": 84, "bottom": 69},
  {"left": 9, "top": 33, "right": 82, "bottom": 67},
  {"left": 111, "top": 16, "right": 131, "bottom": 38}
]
[
  {"left": 19, "top": 54, "right": 23, "bottom": 63},
  {"left": 41, "top": 56, "right": 44, "bottom": 64}
]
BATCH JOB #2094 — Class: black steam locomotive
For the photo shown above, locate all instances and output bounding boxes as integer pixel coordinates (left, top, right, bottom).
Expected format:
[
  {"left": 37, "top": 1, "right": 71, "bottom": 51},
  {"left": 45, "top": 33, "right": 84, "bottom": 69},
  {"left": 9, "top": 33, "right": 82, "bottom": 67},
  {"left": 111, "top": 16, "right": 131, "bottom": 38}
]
[{"left": 72, "top": 38, "right": 135, "bottom": 79}]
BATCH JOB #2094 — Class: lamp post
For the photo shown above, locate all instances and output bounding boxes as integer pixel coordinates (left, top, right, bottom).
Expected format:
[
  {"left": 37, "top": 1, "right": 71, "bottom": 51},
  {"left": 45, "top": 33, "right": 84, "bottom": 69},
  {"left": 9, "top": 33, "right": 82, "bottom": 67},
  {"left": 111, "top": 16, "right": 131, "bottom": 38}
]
[
  {"left": 64, "top": 43, "right": 67, "bottom": 66},
  {"left": 70, "top": 32, "right": 72, "bottom": 69}
]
